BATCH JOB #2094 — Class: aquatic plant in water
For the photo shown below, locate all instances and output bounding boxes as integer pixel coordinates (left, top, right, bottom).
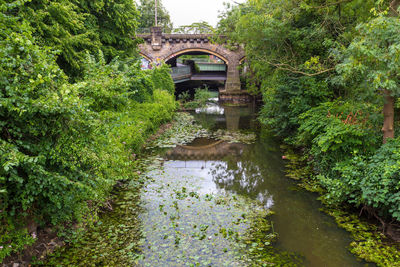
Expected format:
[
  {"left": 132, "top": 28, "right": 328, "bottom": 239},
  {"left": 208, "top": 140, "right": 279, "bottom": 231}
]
[
  {"left": 44, "top": 112, "right": 301, "bottom": 266},
  {"left": 148, "top": 113, "right": 257, "bottom": 150},
  {"left": 138, "top": 158, "right": 301, "bottom": 266}
]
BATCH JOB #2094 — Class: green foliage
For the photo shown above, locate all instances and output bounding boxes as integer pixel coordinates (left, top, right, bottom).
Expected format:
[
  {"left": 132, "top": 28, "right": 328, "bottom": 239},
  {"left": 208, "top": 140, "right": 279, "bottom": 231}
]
[
  {"left": 0, "top": 1, "right": 176, "bottom": 261},
  {"left": 335, "top": 13, "right": 400, "bottom": 98},
  {"left": 1, "top": 0, "right": 91, "bottom": 225},
  {"left": 183, "top": 86, "right": 215, "bottom": 109},
  {"left": 325, "top": 208, "right": 400, "bottom": 267},
  {"left": 178, "top": 91, "right": 190, "bottom": 103},
  {"left": 21, "top": 0, "right": 140, "bottom": 79},
  {"left": 151, "top": 64, "right": 175, "bottom": 95},
  {"left": 77, "top": 53, "right": 154, "bottom": 109},
  {"left": 174, "top": 21, "right": 215, "bottom": 34},
  {"left": 0, "top": 221, "right": 34, "bottom": 262},
  {"left": 137, "top": 0, "right": 172, "bottom": 31},
  {"left": 322, "top": 137, "right": 400, "bottom": 221},
  {"left": 296, "top": 101, "right": 381, "bottom": 174},
  {"left": 259, "top": 75, "right": 332, "bottom": 139},
  {"left": 194, "top": 86, "right": 214, "bottom": 105}
]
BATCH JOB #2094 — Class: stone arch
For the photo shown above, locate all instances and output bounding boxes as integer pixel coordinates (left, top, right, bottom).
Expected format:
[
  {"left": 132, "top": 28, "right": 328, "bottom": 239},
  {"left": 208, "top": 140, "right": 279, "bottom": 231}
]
[
  {"left": 139, "top": 52, "right": 153, "bottom": 62},
  {"left": 136, "top": 29, "right": 245, "bottom": 92},
  {"left": 163, "top": 48, "right": 230, "bottom": 65}
]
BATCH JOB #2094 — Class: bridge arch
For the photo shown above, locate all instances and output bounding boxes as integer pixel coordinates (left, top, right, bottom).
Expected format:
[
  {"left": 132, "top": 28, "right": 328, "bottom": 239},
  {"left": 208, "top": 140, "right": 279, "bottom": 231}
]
[
  {"left": 137, "top": 28, "right": 244, "bottom": 92},
  {"left": 139, "top": 52, "right": 153, "bottom": 62},
  {"left": 164, "top": 48, "right": 229, "bottom": 65}
]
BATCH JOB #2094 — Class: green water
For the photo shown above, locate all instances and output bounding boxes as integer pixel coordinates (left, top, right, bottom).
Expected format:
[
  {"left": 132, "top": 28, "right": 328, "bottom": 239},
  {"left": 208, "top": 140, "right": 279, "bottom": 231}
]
[
  {"left": 46, "top": 102, "right": 372, "bottom": 266},
  {"left": 191, "top": 103, "right": 371, "bottom": 266}
]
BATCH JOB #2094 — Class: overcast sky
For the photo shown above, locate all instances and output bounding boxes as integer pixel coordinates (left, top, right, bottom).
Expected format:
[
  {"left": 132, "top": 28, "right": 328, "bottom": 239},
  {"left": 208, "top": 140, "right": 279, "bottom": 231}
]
[{"left": 160, "top": 0, "right": 246, "bottom": 27}]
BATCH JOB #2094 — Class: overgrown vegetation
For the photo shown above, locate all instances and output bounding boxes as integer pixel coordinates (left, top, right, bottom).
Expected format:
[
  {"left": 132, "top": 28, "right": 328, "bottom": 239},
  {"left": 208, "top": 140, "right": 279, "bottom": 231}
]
[
  {"left": 217, "top": 0, "right": 400, "bottom": 265},
  {"left": 180, "top": 86, "right": 216, "bottom": 109},
  {"left": 0, "top": 0, "right": 175, "bottom": 262}
]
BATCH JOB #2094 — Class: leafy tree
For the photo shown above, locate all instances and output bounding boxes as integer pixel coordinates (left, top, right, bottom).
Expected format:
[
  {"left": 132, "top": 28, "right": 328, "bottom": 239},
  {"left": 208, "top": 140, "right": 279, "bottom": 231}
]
[
  {"left": 22, "top": 0, "right": 139, "bottom": 79},
  {"left": 0, "top": 0, "right": 176, "bottom": 261},
  {"left": 137, "top": 0, "right": 172, "bottom": 31},
  {"left": 217, "top": 0, "right": 376, "bottom": 139},
  {"left": 174, "top": 21, "right": 214, "bottom": 34},
  {"left": 336, "top": 0, "right": 400, "bottom": 143}
]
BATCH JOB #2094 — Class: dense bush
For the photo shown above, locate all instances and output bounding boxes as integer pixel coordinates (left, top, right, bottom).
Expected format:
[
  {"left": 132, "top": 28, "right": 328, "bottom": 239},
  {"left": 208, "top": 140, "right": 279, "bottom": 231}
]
[
  {"left": 151, "top": 63, "right": 175, "bottom": 95},
  {"left": 259, "top": 75, "right": 332, "bottom": 140},
  {"left": 21, "top": 0, "right": 140, "bottom": 79},
  {"left": 183, "top": 86, "right": 216, "bottom": 109},
  {"left": 296, "top": 101, "right": 381, "bottom": 175},
  {"left": 0, "top": 0, "right": 176, "bottom": 261},
  {"left": 322, "top": 138, "right": 400, "bottom": 221}
]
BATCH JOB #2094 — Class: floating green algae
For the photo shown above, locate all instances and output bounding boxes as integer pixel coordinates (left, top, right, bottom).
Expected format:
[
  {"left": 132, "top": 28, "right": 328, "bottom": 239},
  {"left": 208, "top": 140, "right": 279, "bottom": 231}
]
[
  {"left": 43, "top": 156, "right": 301, "bottom": 266},
  {"left": 148, "top": 113, "right": 256, "bottom": 150},
  {"left": 42, "top": 112, "right": 300, "bottom": 266},
  {"left": 138, "top": 158, "right": 301, "bottom": 266}
]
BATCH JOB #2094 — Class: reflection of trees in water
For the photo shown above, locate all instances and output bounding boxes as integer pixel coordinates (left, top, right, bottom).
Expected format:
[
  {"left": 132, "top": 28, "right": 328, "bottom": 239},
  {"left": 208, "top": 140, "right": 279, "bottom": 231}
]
[
  {"left": 211, "top": 160, "right": 261, "bottom": 195},
  {"left": 165, "top": 141, "right": 246, "bottom": 161},
  {"left": 209, "top": 135, "right": 366, "bottom": 266},
  {"left": 210, "top": 141, "right": 284, "bottom": 209},
  {"left": 210, "top": 158, "right": 275, "bottom": 209},
  {"left": 193, "top": 104, "right": 257, "bottom": 131},
  {"left": 193, "top": 112, "right": 218, "bottom": 130}
]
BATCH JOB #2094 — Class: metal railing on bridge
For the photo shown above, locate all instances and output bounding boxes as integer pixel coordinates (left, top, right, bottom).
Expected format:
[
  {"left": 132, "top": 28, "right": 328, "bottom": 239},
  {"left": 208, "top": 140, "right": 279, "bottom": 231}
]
[
  {"left": 170, "top": 66, "right": 192, "bottom": 83},
  {"left": 197, "top": 63, "right": 226, "bottom": 72}
]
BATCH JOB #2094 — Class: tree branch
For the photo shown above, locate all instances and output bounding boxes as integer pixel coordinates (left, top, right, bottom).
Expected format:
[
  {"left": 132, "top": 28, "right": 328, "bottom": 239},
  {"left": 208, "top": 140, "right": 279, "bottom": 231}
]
[
  {"left": 265, "top": 60, "right": 335, "bottom": 77},
  {"left": 311, "top": 0, "right": 353, "bottom": 9}
]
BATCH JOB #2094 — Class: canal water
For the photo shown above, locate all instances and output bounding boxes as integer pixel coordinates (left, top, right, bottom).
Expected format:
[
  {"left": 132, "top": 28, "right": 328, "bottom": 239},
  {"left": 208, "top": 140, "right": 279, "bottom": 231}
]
[{"left": 47, "top": 101, "right": 372, "bottom": 266}]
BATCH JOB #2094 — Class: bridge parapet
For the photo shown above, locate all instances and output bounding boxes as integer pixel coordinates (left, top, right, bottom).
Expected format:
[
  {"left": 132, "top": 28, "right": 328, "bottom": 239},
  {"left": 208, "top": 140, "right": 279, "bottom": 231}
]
[{"left": 137, "top": 33, "right": 215, "bottom": 45}]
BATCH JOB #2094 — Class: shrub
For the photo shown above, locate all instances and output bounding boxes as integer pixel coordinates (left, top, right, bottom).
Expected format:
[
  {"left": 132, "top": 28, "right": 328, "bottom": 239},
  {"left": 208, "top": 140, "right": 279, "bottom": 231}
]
[
  {"left": 322, "top": 138, "right": 400, "bottom": 221},
  {"left": 183, "top": 86, "right": 215, "bottom": 109},
  {"left": 296, "top": 100, "right": 381, "bottom": 175},
  {"left": 151, "top": 63, "right": 175, "bottom": 95},
  {"left": 259, "top": 74, "right": 332, "bottom": 140}
]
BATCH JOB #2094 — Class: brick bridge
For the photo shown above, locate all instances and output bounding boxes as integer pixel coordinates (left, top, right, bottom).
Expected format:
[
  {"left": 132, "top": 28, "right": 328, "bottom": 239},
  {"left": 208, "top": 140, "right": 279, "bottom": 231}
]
[{"left": 136, "top": 27, "right": 246, "bottom": 97}]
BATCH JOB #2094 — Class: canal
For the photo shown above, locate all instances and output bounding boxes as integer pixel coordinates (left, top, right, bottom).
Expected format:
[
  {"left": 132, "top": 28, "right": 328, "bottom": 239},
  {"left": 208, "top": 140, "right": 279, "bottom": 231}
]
[{"left": 46, "top": 100, "right": 372, "bottom": 266}]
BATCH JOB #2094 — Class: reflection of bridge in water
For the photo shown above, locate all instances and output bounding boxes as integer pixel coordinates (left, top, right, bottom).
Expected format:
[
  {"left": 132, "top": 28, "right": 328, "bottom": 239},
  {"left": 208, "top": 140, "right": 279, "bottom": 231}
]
[
  {"left": 165, "top": 138, "right": 246, "bottom": 162},
  {"left": 193, "top": 103, "right": 257, "bottom": 131}
]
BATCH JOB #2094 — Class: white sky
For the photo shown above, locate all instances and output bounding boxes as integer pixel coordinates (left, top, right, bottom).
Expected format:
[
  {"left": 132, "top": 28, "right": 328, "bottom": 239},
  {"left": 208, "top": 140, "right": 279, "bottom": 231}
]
[{"left": 160, "top": 0, "right": 246, "bottom": 27}]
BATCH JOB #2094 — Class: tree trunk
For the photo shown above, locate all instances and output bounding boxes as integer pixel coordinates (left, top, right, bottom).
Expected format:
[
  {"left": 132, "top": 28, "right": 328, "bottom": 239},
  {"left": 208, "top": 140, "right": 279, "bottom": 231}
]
[
  {"left": 382, "top": 0, "right": 400, "bottom": 143},
  {"left": 382, "top": 90, "right": 395, "bottom": 143},
  {"left": 389, "top": 0, "right": 400, "bottom": 17}
]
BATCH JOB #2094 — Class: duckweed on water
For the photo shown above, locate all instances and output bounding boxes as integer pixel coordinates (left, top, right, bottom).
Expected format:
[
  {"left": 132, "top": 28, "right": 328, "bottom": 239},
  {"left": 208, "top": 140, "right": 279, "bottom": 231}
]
[
  {"left": 323, "top": 208, "right": 400, "bottom": 267},
  {"left": 44, "top": 170, "right": 146, "bottom": 266},
  {"left": 43, "top": 113, "right": 300, "bottom": 266},
  {"left": 148, "top": 113, "right": 256, "bottom": 150},
  {"left": 139, "top": 158, "right": 301, "bottom": 266}
]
